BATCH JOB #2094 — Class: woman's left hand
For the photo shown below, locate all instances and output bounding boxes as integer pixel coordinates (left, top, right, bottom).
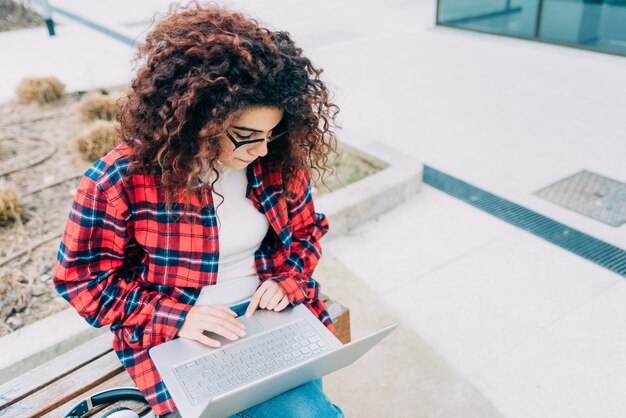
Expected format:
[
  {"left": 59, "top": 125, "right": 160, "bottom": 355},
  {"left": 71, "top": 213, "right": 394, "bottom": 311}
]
[{"left": 245, "top": 280, "right": 290, "bottom": 317}]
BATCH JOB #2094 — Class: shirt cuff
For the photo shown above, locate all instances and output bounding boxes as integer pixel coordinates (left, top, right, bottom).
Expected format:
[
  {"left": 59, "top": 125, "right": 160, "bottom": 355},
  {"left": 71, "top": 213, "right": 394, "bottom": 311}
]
[
  {"left": 269, "top": 274, "right": 307, "bottom": 305},
  {"left": 153, "top": 297, "right": 192, "bottom": 343}
]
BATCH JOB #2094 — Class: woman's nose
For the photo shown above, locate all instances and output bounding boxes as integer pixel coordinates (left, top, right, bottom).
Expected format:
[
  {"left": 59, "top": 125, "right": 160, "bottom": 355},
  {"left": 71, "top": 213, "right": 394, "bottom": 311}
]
[{"left": 249, "top": 139, "right": 269, "bottom": 157}]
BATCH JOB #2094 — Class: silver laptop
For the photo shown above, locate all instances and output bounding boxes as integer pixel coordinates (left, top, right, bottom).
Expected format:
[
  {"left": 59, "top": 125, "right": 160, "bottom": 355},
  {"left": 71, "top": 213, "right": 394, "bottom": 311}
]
[{"left": 150, "top": 303, "right": 398, "bottom": 418}]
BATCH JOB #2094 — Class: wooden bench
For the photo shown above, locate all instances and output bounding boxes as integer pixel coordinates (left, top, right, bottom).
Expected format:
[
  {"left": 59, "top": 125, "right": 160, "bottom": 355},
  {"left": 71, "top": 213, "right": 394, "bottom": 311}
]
[{"left": 0, "top": 297, "right": 350, "bottom": 417}]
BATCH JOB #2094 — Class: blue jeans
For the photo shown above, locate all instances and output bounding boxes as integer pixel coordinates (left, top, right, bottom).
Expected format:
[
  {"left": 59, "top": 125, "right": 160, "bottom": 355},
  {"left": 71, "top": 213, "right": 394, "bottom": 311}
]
[{"left": 226, "top": 301, "right": 344, "bottom": 418}]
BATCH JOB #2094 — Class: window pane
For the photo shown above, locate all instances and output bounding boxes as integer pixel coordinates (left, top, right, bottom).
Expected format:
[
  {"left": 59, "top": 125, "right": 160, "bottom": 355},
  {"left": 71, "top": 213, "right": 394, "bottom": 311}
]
[
  {"left": 539, "top": 0, "right": 626, "bottom": 54},
  {"left": 438, "top": 0, "right": 540, "bottom": 38}
]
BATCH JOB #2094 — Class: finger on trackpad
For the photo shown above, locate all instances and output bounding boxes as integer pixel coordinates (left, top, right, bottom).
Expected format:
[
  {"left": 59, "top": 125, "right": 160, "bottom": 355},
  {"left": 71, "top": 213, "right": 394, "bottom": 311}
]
[{"left": 202, "top": 316, "right": 264, "bottom": 345}]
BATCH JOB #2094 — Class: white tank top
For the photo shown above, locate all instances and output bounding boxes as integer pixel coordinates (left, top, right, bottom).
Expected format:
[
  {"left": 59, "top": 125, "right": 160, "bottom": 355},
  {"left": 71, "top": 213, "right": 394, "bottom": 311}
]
[{"left": 195, "top": 165, "right": 270, "bottom": 306}]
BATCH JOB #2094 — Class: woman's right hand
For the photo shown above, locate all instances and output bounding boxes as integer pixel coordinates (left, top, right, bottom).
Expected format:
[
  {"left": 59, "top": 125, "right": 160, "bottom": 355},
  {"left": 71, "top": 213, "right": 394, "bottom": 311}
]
[{"left": 177, "top": 305, "right": 246, "bottom": 348}]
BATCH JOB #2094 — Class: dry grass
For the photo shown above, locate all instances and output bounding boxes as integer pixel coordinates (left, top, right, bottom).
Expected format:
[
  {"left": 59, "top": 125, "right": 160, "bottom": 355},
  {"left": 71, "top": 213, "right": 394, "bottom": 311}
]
[
  {"left": 0, "top": 0, "right": 43, "bottom": 32},
  {"left": 0, "top": 142, "right": 6, "bottom": 160},
  {"left": 312, "top": 147, "right": 386, "bottom": 196},
  {"left": 15, "top": 77, "right": 65, "bottom": 105},
  {"left": 78, "top": 94, "right": 126, "bottom": 122},
  {"left": 74, "top": 120, "right": 120, "bottom": 161},
  {"left": 0, "top": 185, "right": 21, "bottom": 226}
]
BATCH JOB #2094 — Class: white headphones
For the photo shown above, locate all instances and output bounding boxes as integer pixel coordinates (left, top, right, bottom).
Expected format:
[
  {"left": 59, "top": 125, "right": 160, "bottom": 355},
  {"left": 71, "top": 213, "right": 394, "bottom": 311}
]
[{"left": 63, "top": 387, "right": 155, "bottom": 418}]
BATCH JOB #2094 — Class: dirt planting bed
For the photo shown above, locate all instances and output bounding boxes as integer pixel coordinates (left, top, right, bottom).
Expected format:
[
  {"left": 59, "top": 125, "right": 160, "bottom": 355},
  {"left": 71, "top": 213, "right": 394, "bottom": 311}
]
[
  {"left": 0, "top": 88, "right": 122, "bottom": 336},
  {"left": 0, "top": 87, "right": 382, "bottom": 336}
]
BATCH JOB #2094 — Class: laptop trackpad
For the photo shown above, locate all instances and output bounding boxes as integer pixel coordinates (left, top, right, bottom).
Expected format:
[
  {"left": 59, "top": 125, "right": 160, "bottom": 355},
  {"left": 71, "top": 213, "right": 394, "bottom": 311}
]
[
  {"left": 202, "top": 316, "right": 264, "bottom": 346},
  {"left": 238, "top": 315, "right": 264, "bottom": 336}
]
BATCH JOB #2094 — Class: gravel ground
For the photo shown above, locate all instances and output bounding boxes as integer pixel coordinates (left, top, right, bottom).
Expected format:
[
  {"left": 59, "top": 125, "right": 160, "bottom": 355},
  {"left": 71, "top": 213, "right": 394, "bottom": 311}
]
[{"left": 0, "top": 86, "right": 381, "bottom": 336}]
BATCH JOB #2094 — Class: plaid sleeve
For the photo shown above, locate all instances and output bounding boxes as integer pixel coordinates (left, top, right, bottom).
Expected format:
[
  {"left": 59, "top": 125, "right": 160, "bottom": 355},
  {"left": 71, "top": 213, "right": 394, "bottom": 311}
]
[
  {"left": 263, "top": 170, "right": 329, "bottom": 304},
  {"left": 53, "top": 169, "right": 190, "bottom": 349}
]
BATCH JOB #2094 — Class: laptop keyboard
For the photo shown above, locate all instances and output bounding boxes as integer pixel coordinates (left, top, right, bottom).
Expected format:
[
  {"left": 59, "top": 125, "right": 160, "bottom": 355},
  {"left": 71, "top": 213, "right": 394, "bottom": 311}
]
[{"left": 174, "top": 319, "right": 331, "bottom": 405}]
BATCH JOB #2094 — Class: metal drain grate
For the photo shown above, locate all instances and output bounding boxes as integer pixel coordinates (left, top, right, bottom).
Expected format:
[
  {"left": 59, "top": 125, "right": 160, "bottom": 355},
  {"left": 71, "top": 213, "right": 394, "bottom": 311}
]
[
  {"left": 535, "top": 170, "right": 626, "bottom": 227},
  {"left": 423, "top": 165, "right": 626, "bottom": 278}
]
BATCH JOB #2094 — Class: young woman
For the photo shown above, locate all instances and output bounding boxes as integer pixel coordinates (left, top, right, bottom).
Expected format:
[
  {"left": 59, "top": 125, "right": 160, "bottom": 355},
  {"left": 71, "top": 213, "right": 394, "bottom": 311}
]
[{"left": 53, "top": 3, "right": 342, "bottom": 417}]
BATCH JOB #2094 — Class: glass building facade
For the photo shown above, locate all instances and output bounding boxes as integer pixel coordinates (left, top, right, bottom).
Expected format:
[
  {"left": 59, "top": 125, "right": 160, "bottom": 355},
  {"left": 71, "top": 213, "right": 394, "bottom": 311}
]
[{"left": 437, "top": 0, "right": 626, "bottom": 56}]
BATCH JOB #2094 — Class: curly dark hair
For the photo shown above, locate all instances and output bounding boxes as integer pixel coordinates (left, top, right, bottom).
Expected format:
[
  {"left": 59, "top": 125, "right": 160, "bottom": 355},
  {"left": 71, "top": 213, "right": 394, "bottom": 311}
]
[{"left": 118, "top": 1, "right": 340, "bottom": 205}]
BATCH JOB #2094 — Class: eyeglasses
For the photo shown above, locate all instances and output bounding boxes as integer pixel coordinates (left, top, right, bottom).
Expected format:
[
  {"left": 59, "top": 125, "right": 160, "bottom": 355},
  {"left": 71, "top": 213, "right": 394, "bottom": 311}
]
[{"left": 223, "top": 127, "right": 288, "bottom": 149}]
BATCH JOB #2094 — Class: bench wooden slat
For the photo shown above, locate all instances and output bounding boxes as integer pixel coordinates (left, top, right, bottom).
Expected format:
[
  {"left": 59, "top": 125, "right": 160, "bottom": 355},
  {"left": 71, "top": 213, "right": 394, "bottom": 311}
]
[
  {"left": 321, "top": 296, "right": 351, "bottom": 344},
  {"left": 42, "top": 371, "right": 143, "bottom": 418},
  {"left": 0, "top": 332, "right": 113, "bottom": 413},
  {"left": 0, "top": 351, "right": 123, "bottom": 418},
  {"left": 328, "top": 302, "right": 351, "bottom": 345}
]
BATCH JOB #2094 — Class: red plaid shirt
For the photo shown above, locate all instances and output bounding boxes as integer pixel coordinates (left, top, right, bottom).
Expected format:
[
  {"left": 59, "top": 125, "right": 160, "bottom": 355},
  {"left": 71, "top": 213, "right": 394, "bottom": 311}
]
[{"left": 53, "top": 144, "right": 333, "bottom": 416}]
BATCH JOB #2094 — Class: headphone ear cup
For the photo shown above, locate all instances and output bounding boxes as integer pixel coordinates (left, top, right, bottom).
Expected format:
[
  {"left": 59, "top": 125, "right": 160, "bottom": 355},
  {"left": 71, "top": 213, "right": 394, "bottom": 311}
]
[
  {"left": 101, "top": 407, "right": 140, "bottom": 418},
  {"left": 63, "top": 387, "right": 150, "bottom": 418}
]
